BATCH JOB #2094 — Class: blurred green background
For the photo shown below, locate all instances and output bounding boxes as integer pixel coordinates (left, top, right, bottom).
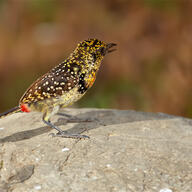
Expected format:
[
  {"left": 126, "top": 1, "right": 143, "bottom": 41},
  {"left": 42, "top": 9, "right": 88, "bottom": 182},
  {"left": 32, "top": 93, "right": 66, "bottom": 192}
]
[{"left": 0, "top": 0, "right": 192, "bottom": 118}]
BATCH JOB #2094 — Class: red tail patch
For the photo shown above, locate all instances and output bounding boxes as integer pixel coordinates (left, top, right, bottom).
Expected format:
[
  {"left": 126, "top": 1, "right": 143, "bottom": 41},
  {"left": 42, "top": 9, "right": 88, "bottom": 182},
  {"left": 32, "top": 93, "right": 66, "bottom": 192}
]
[{"left": 20, "top": 104, "right": 30, "bottom": 113}]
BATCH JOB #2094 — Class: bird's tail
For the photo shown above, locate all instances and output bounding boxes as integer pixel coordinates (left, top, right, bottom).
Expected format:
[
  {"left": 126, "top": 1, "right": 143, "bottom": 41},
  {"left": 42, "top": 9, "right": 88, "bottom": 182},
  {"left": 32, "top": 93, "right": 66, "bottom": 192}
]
[{"left": 0, "top": 106, "right": 21, "bottom": 119}]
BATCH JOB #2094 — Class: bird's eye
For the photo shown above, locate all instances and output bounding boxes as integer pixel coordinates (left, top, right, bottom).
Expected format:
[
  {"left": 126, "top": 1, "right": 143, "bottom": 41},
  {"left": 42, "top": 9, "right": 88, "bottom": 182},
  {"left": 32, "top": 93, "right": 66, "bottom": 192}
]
[{"left": 92, "top": 53, "right": 97, "bottom": 62}]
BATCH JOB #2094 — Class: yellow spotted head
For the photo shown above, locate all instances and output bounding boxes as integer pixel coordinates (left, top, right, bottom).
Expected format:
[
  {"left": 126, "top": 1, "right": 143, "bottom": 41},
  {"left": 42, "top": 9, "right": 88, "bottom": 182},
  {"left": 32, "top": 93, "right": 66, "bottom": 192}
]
[{"left": 73, "top": 39, "right": 117, "bottom": 69}]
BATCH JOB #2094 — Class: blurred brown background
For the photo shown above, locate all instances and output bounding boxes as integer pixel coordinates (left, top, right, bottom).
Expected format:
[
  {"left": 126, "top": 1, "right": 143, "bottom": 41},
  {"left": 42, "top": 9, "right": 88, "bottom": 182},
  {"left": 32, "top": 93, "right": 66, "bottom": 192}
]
[{"left": 0, "top": 0, "right": 192, "bottom": 118}]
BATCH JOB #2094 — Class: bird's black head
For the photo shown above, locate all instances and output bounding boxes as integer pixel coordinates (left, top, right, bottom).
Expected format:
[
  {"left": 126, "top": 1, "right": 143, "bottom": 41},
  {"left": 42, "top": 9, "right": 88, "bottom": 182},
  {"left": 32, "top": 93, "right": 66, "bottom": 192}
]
[
  {"left": 78, "top": 38, "right": 116, "bottom": 56},
  {"left": 74, "top": 39, "right": 117, "bottom": 69}
]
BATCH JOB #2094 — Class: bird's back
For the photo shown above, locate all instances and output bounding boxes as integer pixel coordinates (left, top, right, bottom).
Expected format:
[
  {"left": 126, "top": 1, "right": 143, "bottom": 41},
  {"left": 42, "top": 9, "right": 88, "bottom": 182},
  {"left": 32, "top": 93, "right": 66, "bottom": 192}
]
[{"left": 20, "top": 59, "right": 86, "bottom": 108}]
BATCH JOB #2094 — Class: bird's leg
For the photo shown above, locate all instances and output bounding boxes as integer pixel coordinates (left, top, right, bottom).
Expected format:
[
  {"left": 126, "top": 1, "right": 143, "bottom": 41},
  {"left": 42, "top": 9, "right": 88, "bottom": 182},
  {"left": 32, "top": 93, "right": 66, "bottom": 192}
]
[
  {"left": 43, "top": 109, "right": 89, "bottom": 139},
  {"left": 57, "top": 112, "right": 96, "bottom": 123},
  {"left": 43, "top": 119, "right": 89, "bottom": 139},
  {"left": 43, "top": 118, "right": 63, "bottom": 133}
]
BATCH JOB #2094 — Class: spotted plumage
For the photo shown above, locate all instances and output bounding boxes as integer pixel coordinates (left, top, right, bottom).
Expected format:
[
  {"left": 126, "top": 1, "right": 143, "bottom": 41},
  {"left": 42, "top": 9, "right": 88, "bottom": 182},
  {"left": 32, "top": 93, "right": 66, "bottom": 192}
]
[{"left": 0, "top": 39, "right": 116, "bottom": 139}]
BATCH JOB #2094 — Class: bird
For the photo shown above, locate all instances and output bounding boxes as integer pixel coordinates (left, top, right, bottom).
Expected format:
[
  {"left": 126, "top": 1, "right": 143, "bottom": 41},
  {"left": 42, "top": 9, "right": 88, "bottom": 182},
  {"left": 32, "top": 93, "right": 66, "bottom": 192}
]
[{"left": 0, "top": 39, "right": 116, "bottom": 139}]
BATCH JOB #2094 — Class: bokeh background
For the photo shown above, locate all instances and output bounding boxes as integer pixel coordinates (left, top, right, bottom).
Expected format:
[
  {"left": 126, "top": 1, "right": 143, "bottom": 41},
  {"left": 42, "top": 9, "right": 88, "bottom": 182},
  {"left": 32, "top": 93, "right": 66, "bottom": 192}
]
[{"left": 0, "top": 0, "right": 192, "bottom": 118}]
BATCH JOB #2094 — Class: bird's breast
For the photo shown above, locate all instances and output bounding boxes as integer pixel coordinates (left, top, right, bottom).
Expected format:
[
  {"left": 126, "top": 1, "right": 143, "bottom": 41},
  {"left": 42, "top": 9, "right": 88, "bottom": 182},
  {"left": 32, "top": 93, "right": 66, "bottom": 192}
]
[{"left": 85, "top": 71, "right": 96, "bottom": 88}]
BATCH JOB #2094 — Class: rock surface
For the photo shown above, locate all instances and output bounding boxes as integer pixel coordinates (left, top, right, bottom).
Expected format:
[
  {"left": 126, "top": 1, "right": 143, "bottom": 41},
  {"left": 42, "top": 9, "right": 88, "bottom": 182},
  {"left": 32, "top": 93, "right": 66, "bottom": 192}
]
[{"left": 0, "top": 108, "right": 192, "bottom": 192}]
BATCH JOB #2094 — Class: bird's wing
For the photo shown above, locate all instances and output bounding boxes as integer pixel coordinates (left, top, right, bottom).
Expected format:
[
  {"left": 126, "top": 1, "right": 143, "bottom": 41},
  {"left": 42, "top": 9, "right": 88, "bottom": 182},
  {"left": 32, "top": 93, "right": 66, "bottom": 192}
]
[{"left": 20, "top": 62, "right": 82, "bottom": 104}]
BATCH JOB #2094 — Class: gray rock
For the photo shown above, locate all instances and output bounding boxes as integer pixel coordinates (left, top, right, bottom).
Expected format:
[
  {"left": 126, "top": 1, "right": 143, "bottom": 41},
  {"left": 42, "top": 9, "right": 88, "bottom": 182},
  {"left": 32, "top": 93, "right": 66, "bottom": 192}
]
[{"left": 0, "top": 108, "right": 192, "bottom": 192}]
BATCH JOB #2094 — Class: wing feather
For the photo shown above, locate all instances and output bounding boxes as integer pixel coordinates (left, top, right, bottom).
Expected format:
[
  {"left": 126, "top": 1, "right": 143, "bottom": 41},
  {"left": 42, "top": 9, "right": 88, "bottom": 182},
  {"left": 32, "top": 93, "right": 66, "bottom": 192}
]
[{"left": 20, "top": 62, "right": 81, "bottom": 104}]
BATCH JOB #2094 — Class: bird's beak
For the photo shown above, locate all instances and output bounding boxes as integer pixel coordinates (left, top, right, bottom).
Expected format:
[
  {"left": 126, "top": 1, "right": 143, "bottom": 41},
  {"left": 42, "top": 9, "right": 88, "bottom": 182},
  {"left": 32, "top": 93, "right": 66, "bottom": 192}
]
[{"left": 106, "top": 43, "right": 117, "bottom": 54}]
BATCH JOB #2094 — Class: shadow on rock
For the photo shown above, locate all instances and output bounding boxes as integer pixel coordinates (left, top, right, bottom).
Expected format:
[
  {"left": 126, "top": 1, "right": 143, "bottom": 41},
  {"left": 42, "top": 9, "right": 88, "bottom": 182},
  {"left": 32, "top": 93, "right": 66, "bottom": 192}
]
[
  {"left": 0, "top": 109, "right": 175, "bottom": 143},
  {"left": 0, "top": 126, "right": 51, "bottom": 143}
]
